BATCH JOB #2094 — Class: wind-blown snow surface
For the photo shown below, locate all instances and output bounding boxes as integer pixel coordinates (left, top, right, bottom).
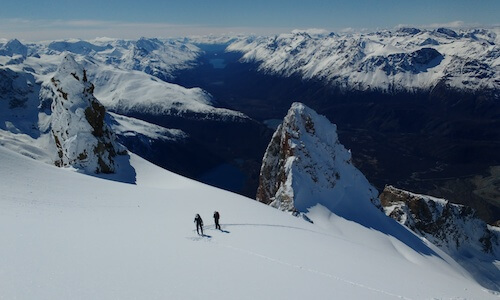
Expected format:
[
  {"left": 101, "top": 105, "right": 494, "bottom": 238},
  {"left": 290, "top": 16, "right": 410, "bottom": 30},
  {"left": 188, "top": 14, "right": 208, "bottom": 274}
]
[
  {"left": 227, "top": 28, "right": 500, "bottom": 92},
  {"left": 0, "top": 146, "right": 497, "bottom": 300}
]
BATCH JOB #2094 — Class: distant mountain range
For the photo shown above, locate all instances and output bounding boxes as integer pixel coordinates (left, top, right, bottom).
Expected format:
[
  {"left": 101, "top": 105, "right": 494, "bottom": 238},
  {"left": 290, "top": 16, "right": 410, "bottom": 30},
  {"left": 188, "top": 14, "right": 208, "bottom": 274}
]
[{"left": 227, "top": 27, "right": 499, "bottom": 92}]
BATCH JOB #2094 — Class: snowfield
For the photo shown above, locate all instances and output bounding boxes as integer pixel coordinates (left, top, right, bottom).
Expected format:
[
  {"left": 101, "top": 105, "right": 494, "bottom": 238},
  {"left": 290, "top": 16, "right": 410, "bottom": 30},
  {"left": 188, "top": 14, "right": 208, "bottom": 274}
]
[{"left": 0, "top": 146, "right": 498, "bottom": 300}]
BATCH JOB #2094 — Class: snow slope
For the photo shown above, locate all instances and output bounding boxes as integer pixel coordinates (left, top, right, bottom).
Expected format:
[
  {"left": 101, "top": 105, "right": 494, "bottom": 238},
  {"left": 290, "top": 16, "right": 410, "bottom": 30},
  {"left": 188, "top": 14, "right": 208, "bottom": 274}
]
[
  {"left": 0, "top": 145, "right": 497, "bottom": 299},
  {"left": 107, "top": 112, "right": 187, "bottom": 142},
  {"left": 85, "top": 62, "right": 245, "bottom": 119}
]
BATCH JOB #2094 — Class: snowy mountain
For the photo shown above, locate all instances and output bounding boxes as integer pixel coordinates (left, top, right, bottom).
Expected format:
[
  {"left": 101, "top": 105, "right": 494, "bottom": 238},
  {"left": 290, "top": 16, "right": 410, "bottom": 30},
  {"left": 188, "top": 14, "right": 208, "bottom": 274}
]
[
  {"left": 86, "top": 62, "right": 244, "bottom": 120},
  {"left": 227, "top": 27, "right": 500, "bottom": 92},
  {"left": 257, "top": 102, "right": 379, "bottom": 216},
  {"left": 0, "top": 37, "right": 268, "bottom": 194},
  {"left": 1, "top": 144, "right": 499, "bottom": 299},
  {"left": 257, "top": 103, "right": 500, "bottom": 290},
  {"left": 39, "top": 54, "right": 125, "bottom": 173},
  {"left": 380, "top": 185, "right": 500, "bottom": 290},
  {"left": 0, "top": 38, "right": 28, "bottom": 58},
  {"left": 0, "top": 37, "right": 246, "bottom": 121},
  {"left": 45, "top": 37, "right": 201, "bottom": 82}
]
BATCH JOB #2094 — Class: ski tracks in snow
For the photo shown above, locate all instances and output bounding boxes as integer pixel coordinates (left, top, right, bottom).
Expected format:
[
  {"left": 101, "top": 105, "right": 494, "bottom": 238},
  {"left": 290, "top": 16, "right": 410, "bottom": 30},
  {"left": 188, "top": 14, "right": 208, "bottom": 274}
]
[
  {"left": 187, "top": 225, "right": 413, "bottom": 300},
  {"left": 218, "top": 242, "right": 413, "bottom": 300}
]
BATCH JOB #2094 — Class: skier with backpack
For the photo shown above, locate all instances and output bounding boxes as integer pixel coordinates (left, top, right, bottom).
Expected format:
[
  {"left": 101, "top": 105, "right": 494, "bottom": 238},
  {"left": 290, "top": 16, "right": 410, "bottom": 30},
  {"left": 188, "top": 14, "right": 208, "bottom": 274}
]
[{"left": 194, "top": 214, "right": 204, "bottom": 235}]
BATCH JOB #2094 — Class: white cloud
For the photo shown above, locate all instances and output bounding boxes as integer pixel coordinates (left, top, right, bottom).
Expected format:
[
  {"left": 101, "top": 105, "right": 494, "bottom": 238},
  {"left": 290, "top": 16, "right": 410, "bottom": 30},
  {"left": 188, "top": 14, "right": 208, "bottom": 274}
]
[
  {"left": 395, "top": 20, "right": 497, "bottom": 30},
  {"left": 291, "top": 28, "right": 330, "bottom": 35},
  {"left": 426, "top": 20, "right": 467, "bottom": 29},
  {"left": 0, "top": 18, "right": 290, "bottom": 41}
]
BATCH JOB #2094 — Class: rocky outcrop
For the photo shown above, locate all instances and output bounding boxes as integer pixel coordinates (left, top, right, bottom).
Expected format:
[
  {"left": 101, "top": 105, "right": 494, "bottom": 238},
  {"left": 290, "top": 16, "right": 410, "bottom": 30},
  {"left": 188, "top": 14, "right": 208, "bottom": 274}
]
[
  {"left": 256, "top": 102, "right": 379, "bottom": 216},
  {"left": 380, "top": 185, "right": 500, "bottom": 290},
  {"left": 41, "top": 54, "right": 124, "bottom": 173},
  {"left": 381, "top": 185, "right": 499, "bottom": 253}
]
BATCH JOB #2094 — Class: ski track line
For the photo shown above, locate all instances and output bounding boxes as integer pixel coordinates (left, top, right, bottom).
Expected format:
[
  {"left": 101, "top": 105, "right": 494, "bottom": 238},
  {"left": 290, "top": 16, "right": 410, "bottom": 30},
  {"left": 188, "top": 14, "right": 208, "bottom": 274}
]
[
  {"left": 212, "top": 223, "right": 397, "bottom": 256},
  {"left": 216, "top": 241, "right": 413, "bottom": 300}
]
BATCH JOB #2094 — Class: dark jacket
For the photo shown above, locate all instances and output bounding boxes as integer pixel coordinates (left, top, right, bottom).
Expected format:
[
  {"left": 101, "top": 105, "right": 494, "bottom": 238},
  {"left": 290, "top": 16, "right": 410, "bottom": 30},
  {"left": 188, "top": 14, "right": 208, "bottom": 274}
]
[{"left": 194, "top": 215, "right": 203, "bottom": 226}]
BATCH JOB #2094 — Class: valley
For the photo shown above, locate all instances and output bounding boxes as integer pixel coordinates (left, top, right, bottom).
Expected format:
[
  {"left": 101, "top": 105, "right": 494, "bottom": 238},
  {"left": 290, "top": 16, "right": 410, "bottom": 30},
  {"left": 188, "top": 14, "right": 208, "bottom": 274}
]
[{"left": 172, "top": 42, "right": 500, "bottom": 224}]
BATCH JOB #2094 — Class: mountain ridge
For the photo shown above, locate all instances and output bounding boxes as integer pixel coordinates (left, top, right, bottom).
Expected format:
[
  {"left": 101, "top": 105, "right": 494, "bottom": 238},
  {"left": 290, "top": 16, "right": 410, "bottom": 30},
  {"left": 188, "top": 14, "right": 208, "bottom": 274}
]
[
  {"left": 380, "top": 185, "right": 500, "bottom": 290},
  {"left": 227, "top": 27, "right": 499, "bottom": 93}
]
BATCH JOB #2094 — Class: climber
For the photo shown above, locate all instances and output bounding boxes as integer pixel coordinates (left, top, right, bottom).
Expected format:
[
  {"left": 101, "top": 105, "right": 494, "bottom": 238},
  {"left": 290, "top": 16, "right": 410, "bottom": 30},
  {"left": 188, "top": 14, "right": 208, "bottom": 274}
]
[
  {"left": 194, "top": 214, "right": 204, "bottom": 235},
  {"left": 213, "top": 211, "right": 221, "bottom": 230}
]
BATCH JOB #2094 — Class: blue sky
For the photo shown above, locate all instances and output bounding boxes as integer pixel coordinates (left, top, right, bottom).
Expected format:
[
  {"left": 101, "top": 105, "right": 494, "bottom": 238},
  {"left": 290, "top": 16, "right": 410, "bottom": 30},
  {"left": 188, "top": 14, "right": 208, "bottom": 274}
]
[{"left": 0, "top": 0, "right": 498, "bottom": 41}]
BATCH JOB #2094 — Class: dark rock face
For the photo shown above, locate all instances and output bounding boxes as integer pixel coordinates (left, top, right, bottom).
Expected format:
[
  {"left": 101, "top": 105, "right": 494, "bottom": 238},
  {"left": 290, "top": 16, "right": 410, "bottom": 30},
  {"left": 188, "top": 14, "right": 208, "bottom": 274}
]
[
  {"left": 47, "top": 41, "right": 112, "bottom": 55},
  {"left": 435, "top": 28, "right": 459, "bottom": 38},
  {"left": 0, "top": 68, "right": 41, "bottom": 138},
  {"left": 359, "top": 47, "right": 443, "bottom": 75},
  {"left": 380, "top": 185, "right": 500, "bottom": 290},
  {"left": 380, "top": 185, "right": 499, "bottom": 254},
  {"left": 255, "top": 102, "right": 379, "bottom": 214},
  {"left": 396, "top": 27, "right": 422, "bottom": 35},
  {"left": 0, "top": 68, "right": 31, "bottom": 109},
  {"left": 256, "top": 124, "right": 290, "bottom": 206}
]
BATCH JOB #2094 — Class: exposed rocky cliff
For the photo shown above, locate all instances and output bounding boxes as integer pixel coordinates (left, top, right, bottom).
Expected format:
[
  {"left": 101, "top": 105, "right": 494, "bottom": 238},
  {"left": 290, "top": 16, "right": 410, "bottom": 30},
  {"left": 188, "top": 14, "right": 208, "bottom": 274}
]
[
  {"left": 40, "top": 54, "right": 124, "bottom": 173},
  {"left": 380, "top": 185, "right": 500, "bottom": 290},
  {"left": 256, "top": 102, "right": 379, "bottom": 218}
]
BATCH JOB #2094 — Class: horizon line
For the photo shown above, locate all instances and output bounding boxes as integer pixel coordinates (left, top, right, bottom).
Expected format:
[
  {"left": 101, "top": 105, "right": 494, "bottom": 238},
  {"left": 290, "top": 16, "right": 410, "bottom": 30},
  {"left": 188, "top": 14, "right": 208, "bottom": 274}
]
[{"left": 0, "top": 18, "right": 499, "bottom": 43}]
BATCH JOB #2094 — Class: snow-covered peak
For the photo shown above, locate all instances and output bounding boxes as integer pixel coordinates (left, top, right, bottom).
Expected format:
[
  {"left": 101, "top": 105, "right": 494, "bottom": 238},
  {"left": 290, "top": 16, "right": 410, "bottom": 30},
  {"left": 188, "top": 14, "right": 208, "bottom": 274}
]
[
  {"left": 257, "top": 102, "right": 379, "bottom": 220},
  {"left": 117, "top": 37, "right": 201, "bottom": 81},
  {"left": 135, "top": 37, "right": 162, "bottom": 53},
  {"left": 47, "top": 40, "right": 112, "bottom": 55},
  {"left": 54, "top": 54, "right": 85, "bottom": 85},
  {"left": 40, "top": 54, "right": 124, "bottom": 173},
  {"left": 0, "top": 39, "right": 28, "bottom": 58}
]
